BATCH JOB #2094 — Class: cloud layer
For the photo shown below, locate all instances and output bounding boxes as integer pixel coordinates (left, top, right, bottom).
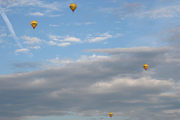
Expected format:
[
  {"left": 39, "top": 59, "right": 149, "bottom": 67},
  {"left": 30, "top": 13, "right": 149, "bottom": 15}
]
[{"left": 1, "top": 46, "right": 180, "bottom": 120}]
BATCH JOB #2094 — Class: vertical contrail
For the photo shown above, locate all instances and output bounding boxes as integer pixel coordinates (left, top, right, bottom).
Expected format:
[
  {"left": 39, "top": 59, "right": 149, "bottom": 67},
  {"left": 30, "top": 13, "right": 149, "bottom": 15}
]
[{"left": 0, "top": 7, "right": 23, "bottom": 49}]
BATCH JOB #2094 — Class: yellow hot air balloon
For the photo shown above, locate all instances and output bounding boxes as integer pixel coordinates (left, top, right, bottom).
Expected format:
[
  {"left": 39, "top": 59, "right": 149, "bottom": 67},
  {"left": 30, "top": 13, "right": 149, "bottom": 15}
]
[
  {"left": 143, "top": 64, "right": 148, "bottom": 70},
  {"left": 70, "top": 3, "right": 77, "bottom": 12},
  {"left": 109, "top": 112, "right": 113, "bottom": 117},
  {"left": 31, "top": 20, "right": 38, "bottom": 29}
]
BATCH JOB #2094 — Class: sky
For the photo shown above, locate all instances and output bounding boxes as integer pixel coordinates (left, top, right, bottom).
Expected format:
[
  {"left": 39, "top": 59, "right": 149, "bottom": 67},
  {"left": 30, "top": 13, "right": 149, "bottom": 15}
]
[{"left": 0, "top": 0, "right": 180, "bottom": 120}]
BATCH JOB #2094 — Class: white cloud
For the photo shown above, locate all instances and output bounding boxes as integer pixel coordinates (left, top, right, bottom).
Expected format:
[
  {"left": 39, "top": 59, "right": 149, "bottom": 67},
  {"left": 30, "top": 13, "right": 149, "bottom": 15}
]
[
  {"left": 0, "top": 33, "right": 6, "bottom": 37},
  {"left": 163, "top": 109, "right": 180, "bottom": 114},
  {"left": 87, "top": 32, "right": 113, "bottom": 43},
  {"left": 114, "top": 33, "right": 122, "bottom": 37},
  {"left": 1, "top": 45, "right": 5, "bottom": 48},
  {"left": 46, "top": 41, "right": 56, "bottom": 45},
  {"left": 77, "top": 54, "right": 110, "bottom": 62},
  {"left": 49, "top": 35, "right": 62, "bottom": 40},
  {"left": 46, "top": 57, "right": 73, "bottom": 66},
  {"left": 57, "top": 42, "right": 71, "bottom": 47},
  {"left": 15, "top": 48, "right": 29, "bottom": 53},
  {"left": 84, "top": 22, "right": 96, "bottom": 25},
  {"left": 47, "top": 35, "right": 82, "bottom": 47},
  {"left": 49, "top": 35, "right": 81, "bottom": 42},
  {"left": 29, "top": 45, "right": 41, "bottom": 49},
  {"left": 49, "top": 24, "right": 59, "bottom": 27},
  {"left": 89, "top": 78, "right": 173, "bottom": 94},
  {"left": 0, "top": 33, "right": 6, "bottom": 43},
  {"left": 86, "top": 46, "right": 176, "bottom": 54},
  {"left": 3, "top": 0, "right": 64, "bottom": 10},
  {"left": 63, "top": 36, "right": 81, "bottom": 42},
  {"left": 74, "top": 22, "right": 96, "bottom": 25},
  {"left": 74, "top": 23, "right": 81, "bottom": 25},
  {"left": 46, "top": 54, "right": 110, "bottom": 67},
  {"left": 29, "top": 12, "right": 44, "bottom": 16},
  {"left": 48, "top": 14, "right": 62, "bottom": 17},
  {"left": 139, "top": 5, "right": 180, "bottom": 18},
  {"left": 1, "top": 1, "right": 68, "bottom": 17},
  {"left": 21, "top": 36, "right": 41, "bottom": 44},
  {"left": 0, "top": 8, "right": 23, "bottom": 48}
]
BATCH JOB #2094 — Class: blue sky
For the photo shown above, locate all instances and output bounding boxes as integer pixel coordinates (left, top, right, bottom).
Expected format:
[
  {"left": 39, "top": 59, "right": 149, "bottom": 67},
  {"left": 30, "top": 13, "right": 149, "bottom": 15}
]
[{"left": 1, "top": 0, "right": 180, "bottom": 120}]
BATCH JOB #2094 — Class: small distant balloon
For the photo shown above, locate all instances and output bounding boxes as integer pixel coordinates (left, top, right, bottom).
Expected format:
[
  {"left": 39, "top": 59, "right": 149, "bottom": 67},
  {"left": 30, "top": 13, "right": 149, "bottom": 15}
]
[
  {"left": 70, "top": 3, "right": 77, "bottom": 12},
  {"left": 109, "top": 112, "right": 113, "bottom": 117},
  {"left": 31, "top": 20, "right": 38, "bottom": 29},
  {"left": 143, "top": 64, "right": 148, "bottom": 70}
]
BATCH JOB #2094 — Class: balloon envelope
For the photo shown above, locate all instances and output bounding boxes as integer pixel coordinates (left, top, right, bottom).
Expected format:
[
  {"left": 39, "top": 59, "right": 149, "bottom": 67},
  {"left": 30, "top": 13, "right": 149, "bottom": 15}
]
[
  {"left": 31, "top": 20, "right": 38, "bottom": 29},
  {"left": 143, "top": 64, "right": 148, "bottom": 70},
  {"left": 70, "top": 3, "right": 77, "bottom": 12},
  {"left": 109, "top": 112, "right": 113, "bottom": 117}
]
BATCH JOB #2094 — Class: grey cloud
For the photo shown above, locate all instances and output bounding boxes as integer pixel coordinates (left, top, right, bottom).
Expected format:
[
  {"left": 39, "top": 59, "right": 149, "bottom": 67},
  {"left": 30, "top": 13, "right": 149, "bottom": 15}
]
[
  {"left": 158, "top": 0, "right": 180, "bottom": 3},
  {"left": 0, "top": 46, "right": 180, "bottom": 120},
  {"left": 85, "top": 46, "right": 175, "bottom": 54},
  {"left": 86, "top": 46, "right": 180, "bottom": 81},
  {"left": 8, "top": 61, "right": 44, "bottom": 70},
  {"left": 99, "top": 2, "right": 144, "bottom": 19},
  {"left": 157, "top": 26, "right": 180, "bottom": 47},
  {"left": 99, "top": 1, "right": 180, "bottom": 19}
]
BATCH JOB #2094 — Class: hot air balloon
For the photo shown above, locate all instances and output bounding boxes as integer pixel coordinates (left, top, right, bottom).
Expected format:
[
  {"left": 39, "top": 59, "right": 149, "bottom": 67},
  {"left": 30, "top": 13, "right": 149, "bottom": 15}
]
[
  {"left": 31, "top": 20, "right": 38, "bottom": 29},
  {"left": 143, "top": 64, "right": 148, "bottom": 70},
  {"left": 109, "top": 112, "right": 113, "bottom": 117},
  {"left": 70, "top": 3, "right": 77, "bottom": 12}
]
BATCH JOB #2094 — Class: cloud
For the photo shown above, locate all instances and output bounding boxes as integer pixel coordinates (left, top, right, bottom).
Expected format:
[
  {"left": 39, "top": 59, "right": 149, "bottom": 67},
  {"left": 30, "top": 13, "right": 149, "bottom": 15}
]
[
  {"left": 98, "top": 2, "right": 144, "bottom": 19},
  {"left": 74, "top": 23, "right": 81, "bottom": 25},
  {"left": 49, "top": 35, "right": 81, "bottom": 42},
  {"left": 99, "top": 2, "right": 180, "bottom": 19},
  {"left": 48, "top": 32, "right": 113, "bottom": 45},
  {"left": 114, "top": 33, "right": 122, "bottom": 37},
  {"left": 85, "top": 22, "right": 96, "bottom": 25},
  {"left": 21, "top": 36, "right": 41, "bottom": 44},
  {"left": 0, "top": 1, "right": 69, "bottom": 17},
  {"left": 139, "top": 5, "right": 180, "bottom": 18},
  {"left": 9, "top": 61, "right": 44, "bottom": 70},
  {"left": 46, "top": 57, "right": 73, "bottom": 66},
  {"left": 0, "top": 33, "right": 6, "bottom": 43},
  {"left": 86, "top": 46, "right": 176, "bottom": 55},
  {"left": 29, "top": 12, "right": 44, "bottom": 16},
  {"left": 87, "top": 32, "right": 113, "bottom": 43},
  {"left": 156, "top": 26, "right": 180, "bottom": 47},
  {"left": 49, "top": 35, "right": 62, "bottom": 40},
  {"left": 57, "top": 42, "right": 70, "bottom": 47},
  {"left": 46, "top": 54, "right": 110, "bottom": 67},
  {"left": 74, "top": 22, "right": 96, "bottom": 25},
  {"left": 46, "top": 35, "right": 82, "bottom": 47},
  {"left": 0, "top": 33, "right": 6, "bottom": 37},
  {"left": 77, "top": 54, "right": 110, "bottom": 62},
  {"left": 115, "top": 21, "right": 120, "bottom": 23},
  {"left": 15, "top": 48, "right": 29, "bottom": 53},
  {"left": 48, "top": 14, "right": 62, "bottom": 17},
  {"left": 0, "top": 7, "right": 23, "bottom": 48},
  {"left": 49, "top": 24, "right": 60, "bottom": 27},
  {"left": 1, "top": 46, "right": 180, "bottom": 120},
  {"left": 29, "top": 45, "right": 41, "bottom": 49},
  {"left": 63, "top": 36, "right": 81, "bottom": 42},
  {"left": 46, "top": 41, "right": 56, "bottom": 45},
  {"left": 2, "top": 0, "right": 66, "bottom": 10}
]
